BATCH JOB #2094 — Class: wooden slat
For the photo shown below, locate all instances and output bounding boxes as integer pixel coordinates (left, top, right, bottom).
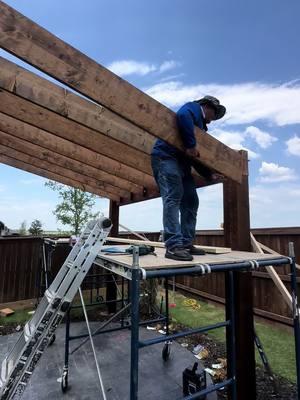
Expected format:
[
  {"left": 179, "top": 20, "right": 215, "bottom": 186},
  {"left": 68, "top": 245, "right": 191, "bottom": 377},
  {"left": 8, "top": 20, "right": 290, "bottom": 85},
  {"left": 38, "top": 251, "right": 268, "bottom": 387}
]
[
  {"left": 0, "top": 130, "right": 130, "bottom": 199},
  {"left": 251, "top": 233, "right": 293, "bottom": 311},
  {"left": 106, "top": 237, "right": 231, "bottom": 254},
  {"left": 0, "top": 153, "right": 119, "bottom": 201},
  {"left": 0, "top": 112, "right": 142, "bottom": 194},
  {"left": 0, "top": 101, "right": 155, "bottom": 190},
  {"left": 0, "top": 146, "right": 120, "bottom": 201},
  {"left": 0, "top": 56, "right": 155, "bottom": 156},
  {"left": 0, "top": 2, "right": 244, "bottom": 183},
  {"left": 258, "top": 241, "right": 300, "bottom": 271}
]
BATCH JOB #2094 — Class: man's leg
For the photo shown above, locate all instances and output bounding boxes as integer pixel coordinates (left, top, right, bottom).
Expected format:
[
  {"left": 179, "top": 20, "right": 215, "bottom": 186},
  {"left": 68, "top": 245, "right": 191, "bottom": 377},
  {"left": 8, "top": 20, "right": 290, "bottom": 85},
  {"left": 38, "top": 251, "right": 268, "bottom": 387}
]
[
  {"left": 151, "top": 156, "right": 192, "bottom": 260},
  {"left": 180, "top": 173, "right": 199, "bottom": 248}
]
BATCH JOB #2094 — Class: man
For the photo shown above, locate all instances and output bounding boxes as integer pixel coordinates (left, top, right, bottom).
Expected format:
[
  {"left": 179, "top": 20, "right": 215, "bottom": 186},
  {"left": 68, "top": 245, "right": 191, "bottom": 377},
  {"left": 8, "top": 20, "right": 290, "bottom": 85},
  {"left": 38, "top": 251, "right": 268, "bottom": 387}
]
[{"left": 151, "top": 96, "right": 226, "bottom": 261}]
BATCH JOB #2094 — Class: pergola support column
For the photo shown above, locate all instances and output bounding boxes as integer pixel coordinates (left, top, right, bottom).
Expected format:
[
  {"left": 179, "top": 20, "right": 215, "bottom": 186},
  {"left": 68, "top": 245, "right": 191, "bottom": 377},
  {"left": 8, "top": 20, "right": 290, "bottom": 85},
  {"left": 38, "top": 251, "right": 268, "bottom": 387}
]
[{"left": 223, "top": 151, "right": 256, "bottom": 400}]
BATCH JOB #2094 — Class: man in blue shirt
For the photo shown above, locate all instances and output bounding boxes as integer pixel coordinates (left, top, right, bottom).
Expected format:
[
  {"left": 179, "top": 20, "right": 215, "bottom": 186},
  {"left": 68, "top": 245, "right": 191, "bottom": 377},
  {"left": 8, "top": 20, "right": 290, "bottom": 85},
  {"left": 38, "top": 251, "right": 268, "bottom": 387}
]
[{"left": 151, "top": 96, "right": 226, "bottom": 261}]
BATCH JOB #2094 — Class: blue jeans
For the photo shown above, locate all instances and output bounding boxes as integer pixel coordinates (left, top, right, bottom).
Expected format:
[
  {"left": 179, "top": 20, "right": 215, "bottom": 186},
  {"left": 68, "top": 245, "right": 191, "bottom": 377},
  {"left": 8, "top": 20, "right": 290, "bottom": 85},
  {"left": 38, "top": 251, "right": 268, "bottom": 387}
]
[{"left": 151, "top": 155, "right": 199, "bottom": 249}]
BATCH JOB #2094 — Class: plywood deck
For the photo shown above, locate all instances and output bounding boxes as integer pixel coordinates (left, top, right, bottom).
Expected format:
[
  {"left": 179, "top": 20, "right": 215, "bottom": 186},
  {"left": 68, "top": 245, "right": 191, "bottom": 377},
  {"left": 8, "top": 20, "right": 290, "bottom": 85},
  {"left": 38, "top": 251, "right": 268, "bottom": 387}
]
[{"left": 98, "top": 246, "right": 285, "bottom": 270}]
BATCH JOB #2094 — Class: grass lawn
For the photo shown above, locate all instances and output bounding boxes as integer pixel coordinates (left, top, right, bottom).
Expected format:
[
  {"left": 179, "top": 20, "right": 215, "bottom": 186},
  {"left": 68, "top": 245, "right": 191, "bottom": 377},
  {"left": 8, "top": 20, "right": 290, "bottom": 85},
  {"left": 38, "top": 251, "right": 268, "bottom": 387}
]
[
  {"left": 0, "top": 308, "right": 34, "bottom": 327},
  {"left": 167, "top": 291, "right": 296, "bottom": 383}
]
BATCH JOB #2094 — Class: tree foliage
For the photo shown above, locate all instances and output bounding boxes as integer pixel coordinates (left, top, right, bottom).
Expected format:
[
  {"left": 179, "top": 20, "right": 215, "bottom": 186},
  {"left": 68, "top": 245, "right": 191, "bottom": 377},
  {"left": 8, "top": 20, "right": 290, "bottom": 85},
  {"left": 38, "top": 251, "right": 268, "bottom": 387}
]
[
  {"left": 45, "top": 181, "right": 99, "bottom": 235},
  {"left": 19, "top": 220, "right": 27, "bottom": 235},
  {"left": 29, "top": 219, "right": 43, "bottom": 236}
]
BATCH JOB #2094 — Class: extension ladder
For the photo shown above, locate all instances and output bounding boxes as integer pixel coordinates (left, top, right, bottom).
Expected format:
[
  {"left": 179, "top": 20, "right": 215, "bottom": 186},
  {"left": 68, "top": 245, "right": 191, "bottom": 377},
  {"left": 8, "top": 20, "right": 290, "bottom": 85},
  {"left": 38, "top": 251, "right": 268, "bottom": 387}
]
[{"left": 0, "top": 217, "right": 112, "bottom": 400}]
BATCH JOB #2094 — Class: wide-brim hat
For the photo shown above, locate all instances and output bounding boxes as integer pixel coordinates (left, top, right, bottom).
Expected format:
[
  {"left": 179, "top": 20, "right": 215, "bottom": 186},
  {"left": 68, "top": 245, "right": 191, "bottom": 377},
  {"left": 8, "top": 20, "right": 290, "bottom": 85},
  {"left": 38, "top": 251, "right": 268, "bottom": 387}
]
[{"left": 197, "top": 95, "right": 226, "bottom": 120}]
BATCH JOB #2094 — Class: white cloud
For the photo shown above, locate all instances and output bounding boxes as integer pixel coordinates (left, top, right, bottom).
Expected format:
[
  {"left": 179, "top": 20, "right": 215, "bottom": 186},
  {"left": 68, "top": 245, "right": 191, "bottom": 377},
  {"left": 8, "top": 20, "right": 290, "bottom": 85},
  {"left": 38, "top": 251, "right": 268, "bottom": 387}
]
[
  {"left": 250, "top": 183, "right": 300, "bottom": 227},
  {"left": 259, "top": 161, "right": 297, "bottom": 183},
  {"left": 245, "top": 126, "right": 277, "bottom": 149},
  {"left": 211, "top": 128, "right": 260, "bottom": 160},
  {"left": 107, "top": 60, "right": 156, "bottom": 76},
  {"left": 159, "top": 60, "right": 181, "bottom": 73},
  {"left": 145, "top": 80, "right": 300, "bottom": 127},
  {"left": 107, "top": 59, "right": 180, "bottom": 77},
  {"left": 286, "top": 135, "right": 300, "bottom": 156}
]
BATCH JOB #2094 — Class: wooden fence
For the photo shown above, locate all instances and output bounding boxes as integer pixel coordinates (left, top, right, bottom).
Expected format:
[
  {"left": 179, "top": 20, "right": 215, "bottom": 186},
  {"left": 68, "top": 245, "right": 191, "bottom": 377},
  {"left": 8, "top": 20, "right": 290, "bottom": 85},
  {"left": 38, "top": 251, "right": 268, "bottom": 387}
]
[{"left": 0, "top": 227, "right": 299, "bottom": 325}]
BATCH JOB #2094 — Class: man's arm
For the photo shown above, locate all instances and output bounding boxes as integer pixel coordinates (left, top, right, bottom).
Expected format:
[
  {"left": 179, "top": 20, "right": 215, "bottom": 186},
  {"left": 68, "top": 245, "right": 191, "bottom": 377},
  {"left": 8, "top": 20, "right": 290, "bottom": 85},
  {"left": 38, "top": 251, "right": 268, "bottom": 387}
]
[{"left": 176, "top": 102, "right": 198, "bottom": 150}]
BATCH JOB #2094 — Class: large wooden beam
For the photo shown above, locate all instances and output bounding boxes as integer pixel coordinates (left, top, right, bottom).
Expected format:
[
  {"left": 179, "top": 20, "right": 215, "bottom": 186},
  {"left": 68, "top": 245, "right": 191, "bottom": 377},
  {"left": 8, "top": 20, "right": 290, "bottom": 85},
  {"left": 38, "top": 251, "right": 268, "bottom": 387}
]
[
  {"left": 0, "top": 111, "right": 145, "bottom": 195},
  {"left": 0, "top": 144, "right": 121, "bottom": 201},
  {"left": 0, "top": 90, "right": 152, "bottom": 179},
  {"left": 0, "top": 153, "right": 119, "bottom": 201},
  {"left": 0, "top": 97, "right": 155, "bottom": 190},
  {"left": 0, "top": 131, "right": 130, "bottom": 200},
  {"left": 0, "top": 56, "right": 155, "bottom": 156},
  {"left": 0, "top": 2, "right": 244, "bottom": 182},
  {"left": 223, "top": 151, "right": 256, "bottom": 399}
]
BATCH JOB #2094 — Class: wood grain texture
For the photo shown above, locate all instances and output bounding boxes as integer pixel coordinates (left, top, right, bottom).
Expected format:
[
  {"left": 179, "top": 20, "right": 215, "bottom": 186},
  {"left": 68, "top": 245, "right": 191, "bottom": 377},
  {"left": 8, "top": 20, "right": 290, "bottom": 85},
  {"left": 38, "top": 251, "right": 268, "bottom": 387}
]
[
  {"left": 0, "top": 151, "right": 120, "bottom": 201},
  {"left": 0, "top": 100, "right": 155, "bottom": 190},
  {"left": 0, "top": 2, "right": 244, "bottom": 182}
]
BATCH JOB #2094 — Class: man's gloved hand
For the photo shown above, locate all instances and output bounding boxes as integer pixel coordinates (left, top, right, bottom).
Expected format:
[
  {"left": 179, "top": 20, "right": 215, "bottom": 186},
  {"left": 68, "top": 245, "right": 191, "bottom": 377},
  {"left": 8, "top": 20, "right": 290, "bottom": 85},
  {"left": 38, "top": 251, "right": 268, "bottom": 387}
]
[
  {"left": 185, "top": 147, "right": 200, "bottom": 158},
  {"left": 210, "top": 173, "right": 224, "bottom": 182}
]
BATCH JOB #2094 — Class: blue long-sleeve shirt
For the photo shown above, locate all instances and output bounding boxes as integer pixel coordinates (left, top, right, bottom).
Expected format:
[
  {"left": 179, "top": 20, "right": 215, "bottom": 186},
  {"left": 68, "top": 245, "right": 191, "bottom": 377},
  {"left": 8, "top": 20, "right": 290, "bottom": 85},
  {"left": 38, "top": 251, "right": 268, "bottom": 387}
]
[
  {"left": 151, "top": 101, "right": 207, "bottom": 158},
  {"left": 151, "top": 101, "right": 212, "bottom": 179}
]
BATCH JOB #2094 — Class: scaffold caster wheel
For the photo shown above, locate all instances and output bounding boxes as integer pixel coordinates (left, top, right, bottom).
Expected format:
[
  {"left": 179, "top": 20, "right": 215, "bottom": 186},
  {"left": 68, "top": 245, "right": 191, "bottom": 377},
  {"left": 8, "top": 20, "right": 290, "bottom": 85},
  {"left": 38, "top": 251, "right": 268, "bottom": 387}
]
[
  {"left": 61, "top": 370, "right": 68, "bottom": 393},
  {"left": 96, "top": 295, "right": 104, "bottom": 303},
  {"left": 162, "top": 343, "right": 171, "bottom": 361},
  {"left": 49, "top": 334, "right": 56, "bottom": 346}
]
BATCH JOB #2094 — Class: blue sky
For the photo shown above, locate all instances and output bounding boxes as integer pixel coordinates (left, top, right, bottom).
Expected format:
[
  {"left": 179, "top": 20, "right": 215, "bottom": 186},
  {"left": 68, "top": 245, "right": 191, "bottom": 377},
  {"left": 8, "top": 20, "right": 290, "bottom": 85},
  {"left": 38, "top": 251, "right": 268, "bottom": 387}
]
[{"left": 0, "top": 0, "right": 300, "bottom": 231}]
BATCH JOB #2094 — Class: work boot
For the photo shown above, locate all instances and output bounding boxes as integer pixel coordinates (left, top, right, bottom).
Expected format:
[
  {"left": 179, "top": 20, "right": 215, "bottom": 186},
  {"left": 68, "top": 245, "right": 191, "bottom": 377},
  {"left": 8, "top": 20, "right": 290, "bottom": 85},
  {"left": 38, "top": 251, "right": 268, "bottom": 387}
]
[
  {"left": 184, "top": 245, "right": 206, "bottom": 255},
  {"left": 165, "top": 246, "right": 193, "bottom": 261}
]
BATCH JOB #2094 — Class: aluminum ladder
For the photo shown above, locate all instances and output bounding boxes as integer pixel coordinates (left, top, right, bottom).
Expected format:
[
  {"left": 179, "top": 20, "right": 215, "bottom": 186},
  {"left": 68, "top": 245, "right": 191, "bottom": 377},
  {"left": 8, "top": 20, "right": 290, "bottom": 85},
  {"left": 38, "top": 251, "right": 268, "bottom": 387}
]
[{"left": 0, "top": 217, "right": 112, "bottom": 400}]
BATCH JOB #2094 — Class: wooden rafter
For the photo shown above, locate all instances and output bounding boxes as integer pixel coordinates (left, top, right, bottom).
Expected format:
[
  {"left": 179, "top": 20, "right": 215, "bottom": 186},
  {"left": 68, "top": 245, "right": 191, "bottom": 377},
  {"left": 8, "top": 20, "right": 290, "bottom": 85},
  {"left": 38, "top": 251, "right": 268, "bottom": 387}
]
[
  {"left": 0, "top": 1, "right": 244, "bottom": 183},
  {"left": 0, "top": 56, "right": 155, "bottom": 156},
  {"left": 0, "top": 143, "right": 122, "bottom": 201},
  {"left": 0, "top": 131, "right": 130, "bottom": 200},
  {"left": 0, "top": 153, "right": 119, "bottom": 201},
  {"left": 0, "top": 111, "right": 148, "bottom": 194}
]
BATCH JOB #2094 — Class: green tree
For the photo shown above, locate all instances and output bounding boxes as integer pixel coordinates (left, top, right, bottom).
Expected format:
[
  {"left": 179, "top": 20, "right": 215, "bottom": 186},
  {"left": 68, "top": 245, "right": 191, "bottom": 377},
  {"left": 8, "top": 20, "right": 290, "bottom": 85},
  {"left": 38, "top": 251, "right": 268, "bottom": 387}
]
[
  {"left": 45, "top": 181, "right": 99, "bottom": 235},
  {"left": 29, "top": 219, "right": 43, "bottom": 236},
  {"left": 19, "top": 220, "right": 27, "bottom": 235}
]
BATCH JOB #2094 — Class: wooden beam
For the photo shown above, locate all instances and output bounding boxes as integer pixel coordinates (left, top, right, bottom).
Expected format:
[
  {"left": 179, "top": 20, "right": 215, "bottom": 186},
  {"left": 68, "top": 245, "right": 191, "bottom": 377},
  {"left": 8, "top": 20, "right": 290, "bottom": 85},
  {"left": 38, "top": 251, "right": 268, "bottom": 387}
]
[
  {"left": 0, "top": 144, "right": 120, "bottom": 201},
  {"left": 250, "top": 233, "right": 293, "bottom": 311},
  {"left": 0, "top": 153, "right": 119, "bottom": 201},
  {"left": 0, "top": 90, "right": 153, "bottom": 179},
  {"left": 0, "top": 130, "right": 130, "bottom": 200},
  {"left": 0, "top": 57, "right": 207, "bottom": 186},
  {"left": 106, "top": 237, "right": 231, "bottom": 254},
  {"left": 223, "top": 151, "right": 256, "bottom": 400},
  {"left": 258, "top": 241, "right": 300, "bottom": 271},
  {"left": 0, "top": 112, "right": 142, "bottom": 194},
  {"left": 0, "top": 56, "right": 155, "bottom": 156},
  {"left": 0, "top": 2, "right": 244, "bottom": 182},
  {"left": 0, "top": 101, "right": 155, "bottom": 190}
]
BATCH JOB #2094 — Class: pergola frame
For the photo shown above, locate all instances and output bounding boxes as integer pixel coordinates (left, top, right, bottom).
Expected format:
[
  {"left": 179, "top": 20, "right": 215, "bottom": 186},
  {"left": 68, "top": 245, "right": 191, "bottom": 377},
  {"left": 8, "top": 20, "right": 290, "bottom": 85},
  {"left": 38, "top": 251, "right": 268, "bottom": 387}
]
[{"left": 0, "top": 1, "right": 255, "bottom": 398}]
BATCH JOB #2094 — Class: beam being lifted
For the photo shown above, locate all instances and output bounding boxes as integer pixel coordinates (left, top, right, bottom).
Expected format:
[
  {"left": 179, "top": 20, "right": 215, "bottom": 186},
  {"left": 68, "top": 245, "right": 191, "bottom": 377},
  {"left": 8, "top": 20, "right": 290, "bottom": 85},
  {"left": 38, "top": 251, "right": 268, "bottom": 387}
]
[{"left": 0, "top": 2, "right": 244, "bottom": 183}]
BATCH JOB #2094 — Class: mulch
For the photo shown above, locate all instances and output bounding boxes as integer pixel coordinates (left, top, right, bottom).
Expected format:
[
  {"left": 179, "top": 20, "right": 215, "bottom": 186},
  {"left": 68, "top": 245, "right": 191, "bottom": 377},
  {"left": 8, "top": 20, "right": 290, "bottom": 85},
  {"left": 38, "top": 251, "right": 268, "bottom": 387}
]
[{"left": 175, "top": 328, "right": 297, "bottom": 400}]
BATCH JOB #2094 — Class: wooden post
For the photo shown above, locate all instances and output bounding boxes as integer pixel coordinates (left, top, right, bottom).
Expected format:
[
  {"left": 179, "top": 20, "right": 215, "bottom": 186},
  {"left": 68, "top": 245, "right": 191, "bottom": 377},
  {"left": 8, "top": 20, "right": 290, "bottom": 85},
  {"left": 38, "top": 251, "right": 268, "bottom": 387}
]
[
  {"left": 107, "top": 200, "right": 120, "bottom": 313},
  {"left": 223, "top": 151, "right": 256, "bottom": 399}
]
